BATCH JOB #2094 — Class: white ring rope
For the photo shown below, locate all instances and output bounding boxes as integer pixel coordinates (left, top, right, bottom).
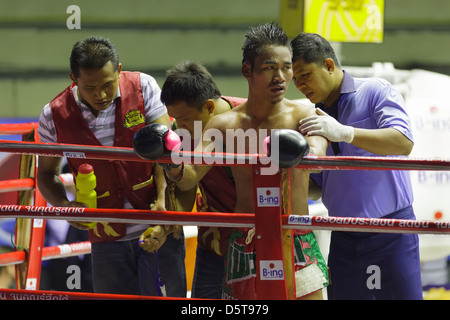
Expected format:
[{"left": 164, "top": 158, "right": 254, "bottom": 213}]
[{"left": 0, "top": 205, "right": 448, "bottom": 235}]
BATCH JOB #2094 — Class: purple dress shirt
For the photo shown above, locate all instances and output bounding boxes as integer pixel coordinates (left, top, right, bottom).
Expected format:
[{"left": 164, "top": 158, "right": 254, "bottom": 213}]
[{"left": 311, "top": 71, "right": 414, "bottom": 218}]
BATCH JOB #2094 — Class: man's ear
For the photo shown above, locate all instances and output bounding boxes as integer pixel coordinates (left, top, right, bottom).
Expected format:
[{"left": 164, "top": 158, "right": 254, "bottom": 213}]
[
  {"left": 69, "top": 72, "right": 77, "bottom": 84},
  {"left": 323, "top": 58, "right": 336, "bottom": 73},
  {"left": 242, "top": 62, "right": 251, "bottom": 78},
  {"left": 203, "top": 99, "right": 216, "bottom": 115}
]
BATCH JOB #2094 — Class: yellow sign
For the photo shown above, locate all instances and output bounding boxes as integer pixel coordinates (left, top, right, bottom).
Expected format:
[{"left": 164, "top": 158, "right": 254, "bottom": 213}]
[
  {"left": 303, "top": 0, "right": 384, "bottom": 43},
  {"left": 280, "top": 0, "right": 305, "bottom": 38}
]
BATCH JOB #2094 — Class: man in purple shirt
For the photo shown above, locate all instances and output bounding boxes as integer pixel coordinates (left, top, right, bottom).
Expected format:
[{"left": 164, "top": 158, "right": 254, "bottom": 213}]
[{"left": 291, "top": 32, "right": 422, "bottom": 300}]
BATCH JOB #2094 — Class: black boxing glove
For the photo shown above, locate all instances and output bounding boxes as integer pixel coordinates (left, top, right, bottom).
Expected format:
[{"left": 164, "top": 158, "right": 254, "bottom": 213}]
[
  {"left": 263, "top": 129, "right": 310, "bottom": 168},
  {"left": 132, "top": 123, "right": 181, "bottom": 166}
]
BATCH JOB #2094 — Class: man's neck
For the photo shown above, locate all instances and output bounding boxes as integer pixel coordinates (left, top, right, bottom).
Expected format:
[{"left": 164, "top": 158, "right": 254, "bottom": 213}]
[
  {"left": 76, "top": 90, "right": 99, "bottom": 117},
  {"left": 323, "top": 69, "right": 345, "bottom": 107},
  {"left": 246, "top": 96, "right": 284, "bottom": 123}
]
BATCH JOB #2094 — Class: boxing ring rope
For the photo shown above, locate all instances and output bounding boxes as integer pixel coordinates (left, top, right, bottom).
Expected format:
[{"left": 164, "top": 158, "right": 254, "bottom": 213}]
[
  {"left": 0, "top": 178, "right": 34, "bottom": 193},
  {"left": 0, "top": 205, "right": 448, "bottom": 235},
  {"left": 0, "top": 241, "right": 91, "bottom": 266},
  {"left": 0, "top": 288, "right": 184, "bottom": 300},
  {"left": 1, "top": 124, "right": 450, "bottom": 300},
  {"left": 0, "top": 123, "right": 38, "bottom": 136},
  {"left": 1, "top": 139, "right": 450, "bottom": 171}
]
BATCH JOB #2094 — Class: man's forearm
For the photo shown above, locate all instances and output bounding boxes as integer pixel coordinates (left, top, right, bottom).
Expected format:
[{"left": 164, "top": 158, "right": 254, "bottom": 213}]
[
  {"left": 37, "top": 173, "right": 72, "bottom": 207},
  {"left": 351, "top": 127, "right": 413, "bottom": 156},
  {"left": 164, "top": 163, "right": 210, "bottom": 191}
]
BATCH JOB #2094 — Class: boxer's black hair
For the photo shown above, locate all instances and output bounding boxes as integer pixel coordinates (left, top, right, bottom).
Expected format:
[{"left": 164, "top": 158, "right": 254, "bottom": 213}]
[{"left": 241, "top": 22, "right": 291, "bottom": 67}]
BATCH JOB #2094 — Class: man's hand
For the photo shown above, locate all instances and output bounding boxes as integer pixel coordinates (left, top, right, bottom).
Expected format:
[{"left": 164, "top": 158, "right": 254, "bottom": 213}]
[
  {"left": 64, "top": 200, "right": 96, "bottom": 230},
  {"left": 299, "top": 108, "right": 354, "bottom": 143},
  {"left": 139, "top": 225, "right": 182, "bottom": 252},
  {"left": 150, "top": 198, "right": 166, "bottom": 211}
]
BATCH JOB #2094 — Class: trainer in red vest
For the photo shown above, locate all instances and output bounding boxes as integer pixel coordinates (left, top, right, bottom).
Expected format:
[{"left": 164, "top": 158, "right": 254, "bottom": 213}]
[{"left": 50, "top": 71, "right": 157, "bottom": 243}]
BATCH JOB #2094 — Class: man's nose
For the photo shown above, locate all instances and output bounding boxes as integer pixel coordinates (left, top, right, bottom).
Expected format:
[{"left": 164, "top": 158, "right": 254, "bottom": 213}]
[
  {"left": 273, "top": 69, "right": 286, "bottom": 83},
  {"left": 95, "top": 90, "right": 107, "bottom": 99}
]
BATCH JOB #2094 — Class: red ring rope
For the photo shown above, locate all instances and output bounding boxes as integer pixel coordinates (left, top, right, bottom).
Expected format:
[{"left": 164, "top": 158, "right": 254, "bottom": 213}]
[
  {"left": 0, "top": 241, "right": 91, "bottom": 266},
  {"left": 0, "top": 204, "right": 448, "bottom": 235},
  {"left": 0, "top": 288, "right": 179, "bottom": 300},
  {"left": 1, "top": 125, "right": 449, "bottom": 300},
  {"left": 0, "top": 178, "right": 34, "bottom": 193},
  {"left": 0, "top": 123, "right": 36, "bottom": 135},
  {"left": 0, "top": 139, "right": 450, "bottom": 171}
]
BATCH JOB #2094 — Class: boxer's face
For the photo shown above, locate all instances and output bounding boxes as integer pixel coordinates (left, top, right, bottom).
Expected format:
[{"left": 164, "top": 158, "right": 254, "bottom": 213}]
[
  {"left": 243, "top": 45, "right": 293, "bottom": 105},
  {"left": 71, "top": 61, "right": 122, "bottom": 115}
]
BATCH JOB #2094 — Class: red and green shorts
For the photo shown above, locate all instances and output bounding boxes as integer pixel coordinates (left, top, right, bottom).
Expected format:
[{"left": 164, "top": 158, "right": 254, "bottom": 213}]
[{"left": 223, "top": 227, "right": 329, "bottom": 299}]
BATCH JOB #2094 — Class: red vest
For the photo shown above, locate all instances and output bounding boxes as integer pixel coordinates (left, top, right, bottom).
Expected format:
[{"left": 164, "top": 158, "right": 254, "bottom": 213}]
[
  {"left": 196, "top": 96, "right": 247, "bottom": 256},
  {"left": 222, "top": 96, "right": 247, "bottom": 108},
  {"left": 50, "top": 71, "right": 157, "bottom": 243}
]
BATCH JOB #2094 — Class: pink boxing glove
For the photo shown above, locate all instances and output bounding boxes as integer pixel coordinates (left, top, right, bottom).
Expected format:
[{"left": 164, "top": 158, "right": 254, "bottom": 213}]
[
  {"left": 165, "top": 129, "right": 181, "bottom": 152},
  {"left": 263, "top": 135, "right": 270, "bottom": 155}
]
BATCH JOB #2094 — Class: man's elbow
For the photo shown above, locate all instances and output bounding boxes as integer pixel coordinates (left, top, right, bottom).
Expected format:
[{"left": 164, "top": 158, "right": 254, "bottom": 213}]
[{"left": 401, "top": 139, "right": 414, "bottom": 156}]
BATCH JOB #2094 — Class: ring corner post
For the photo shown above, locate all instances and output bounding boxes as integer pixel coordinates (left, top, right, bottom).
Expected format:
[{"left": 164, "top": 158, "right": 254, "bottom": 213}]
[
  {"left": 252, "top": 163, "right": 288, "bottom": 300},
  {"left": 23, "top": 124, "right": 47, "bottom": 290}
]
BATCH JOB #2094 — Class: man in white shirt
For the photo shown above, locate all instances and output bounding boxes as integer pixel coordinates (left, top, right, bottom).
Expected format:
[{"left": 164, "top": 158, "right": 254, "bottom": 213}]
[{"left": 37, "top": 36, "right": 186, "bottom": 297}]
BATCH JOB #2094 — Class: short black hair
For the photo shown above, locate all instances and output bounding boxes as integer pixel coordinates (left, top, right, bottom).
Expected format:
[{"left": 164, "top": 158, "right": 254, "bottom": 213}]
[
  {"left": 241, "top": 22, "right": 291, "bottom": 67},
  {"left": 70, "top": 36, "right": 120, "bottom": 78},
  {"left": 290, "top": 33, "right": 341, "bottom": 68},
  {"left": 161, "top": 61, "right": 221, "bottom": 111}
]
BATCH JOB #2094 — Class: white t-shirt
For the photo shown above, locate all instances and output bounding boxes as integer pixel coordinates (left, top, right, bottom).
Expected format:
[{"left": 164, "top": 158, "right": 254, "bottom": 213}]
[{"left": 38, "top": 72, "right": 166, "bottom": 144}]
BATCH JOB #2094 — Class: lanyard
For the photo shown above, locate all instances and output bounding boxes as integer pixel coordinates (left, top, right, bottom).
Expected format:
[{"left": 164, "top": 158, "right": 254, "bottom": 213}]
[{"left": 141, "top": 248, "right": 167, "bottom": 297}]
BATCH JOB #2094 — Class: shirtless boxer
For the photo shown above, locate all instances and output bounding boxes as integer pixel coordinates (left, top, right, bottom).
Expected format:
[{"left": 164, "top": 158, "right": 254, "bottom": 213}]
[{"left": 137, "top": 23, "right": 329, "bottom": 299}]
